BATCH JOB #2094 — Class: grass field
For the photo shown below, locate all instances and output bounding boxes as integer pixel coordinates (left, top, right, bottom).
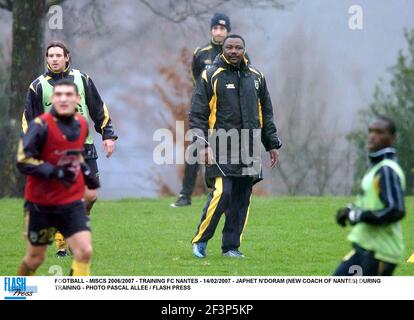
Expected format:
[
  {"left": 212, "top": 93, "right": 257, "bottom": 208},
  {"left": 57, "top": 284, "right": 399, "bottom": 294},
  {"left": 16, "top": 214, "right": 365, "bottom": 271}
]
[{"left": 0, "top": 196, "right": 413, "bottom": 276}]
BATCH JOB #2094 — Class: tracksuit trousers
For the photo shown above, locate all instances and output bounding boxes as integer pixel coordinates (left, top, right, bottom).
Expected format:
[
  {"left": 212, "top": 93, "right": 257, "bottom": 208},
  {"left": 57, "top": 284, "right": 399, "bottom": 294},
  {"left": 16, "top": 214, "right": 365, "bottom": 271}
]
[{"left": 192, "top": 176, "right": 253, "bottom": 253}]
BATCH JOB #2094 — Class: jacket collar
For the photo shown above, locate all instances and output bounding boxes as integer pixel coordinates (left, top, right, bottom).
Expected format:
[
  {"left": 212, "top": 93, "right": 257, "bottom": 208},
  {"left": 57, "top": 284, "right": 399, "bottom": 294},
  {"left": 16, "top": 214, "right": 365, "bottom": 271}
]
[
  {"left": 214, "top": 53, "right": 249, "bottom": 71},
  {"left": 369, "top": 147, "right": 397, "bottom": 165},
  {"left": 210, "top": 38, "right": 223, "bottom": 48},
  {"left": 46, "top": 63, "right": 71, "bottom": 80}
]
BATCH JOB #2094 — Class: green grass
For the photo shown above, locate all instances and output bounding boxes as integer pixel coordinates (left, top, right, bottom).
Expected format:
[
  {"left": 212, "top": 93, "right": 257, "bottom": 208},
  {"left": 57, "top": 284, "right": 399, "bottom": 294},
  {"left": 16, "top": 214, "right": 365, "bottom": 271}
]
[{"left": 0, "top": 197, "right": 413, "bottom": 276}]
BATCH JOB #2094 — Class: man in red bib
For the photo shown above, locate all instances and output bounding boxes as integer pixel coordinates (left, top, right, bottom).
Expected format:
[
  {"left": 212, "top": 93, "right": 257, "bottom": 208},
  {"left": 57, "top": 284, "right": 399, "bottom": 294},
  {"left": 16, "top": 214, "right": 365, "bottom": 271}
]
[{"left": 17, "top": 80, "right": 99, "bottom": 276}]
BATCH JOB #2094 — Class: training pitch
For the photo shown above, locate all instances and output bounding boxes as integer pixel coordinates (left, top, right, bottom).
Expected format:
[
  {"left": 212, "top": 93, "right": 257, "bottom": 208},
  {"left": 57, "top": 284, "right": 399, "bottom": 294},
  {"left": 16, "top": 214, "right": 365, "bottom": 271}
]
[{"left": 0, "top": 197, "right": 413, "bottom": 276}]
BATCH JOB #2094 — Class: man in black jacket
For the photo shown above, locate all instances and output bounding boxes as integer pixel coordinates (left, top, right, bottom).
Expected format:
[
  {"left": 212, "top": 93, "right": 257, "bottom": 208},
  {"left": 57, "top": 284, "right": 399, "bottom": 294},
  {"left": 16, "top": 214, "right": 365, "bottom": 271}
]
[
  {"left": 190, "top": 35, "right": 282, "bottom": 258},
  {"left": 22, "top": 41, "right": 118, "bottom": 257},
  {"left": 172, "top": 13, "right": 231, "bottom": 208}
]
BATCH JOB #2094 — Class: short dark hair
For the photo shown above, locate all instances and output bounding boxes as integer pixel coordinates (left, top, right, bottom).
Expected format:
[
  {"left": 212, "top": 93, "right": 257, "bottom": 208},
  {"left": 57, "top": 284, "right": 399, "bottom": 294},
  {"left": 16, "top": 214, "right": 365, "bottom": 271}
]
[
  {"left": 46, "top": 40, "right": 70, "bottom": 59},
  {"left": 53, "top": 79, "right": 79, "bottom": 95},
  {"left": 375, "top": 115, "right": 397, "bottom": 135},
  {"left": 223, "top": 34, "right": 245, "bottom": 47}
]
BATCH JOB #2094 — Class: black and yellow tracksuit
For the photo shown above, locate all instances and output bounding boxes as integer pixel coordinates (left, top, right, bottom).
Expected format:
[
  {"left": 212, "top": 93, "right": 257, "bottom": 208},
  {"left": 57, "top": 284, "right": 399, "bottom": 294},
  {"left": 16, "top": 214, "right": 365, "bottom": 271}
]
[
  {"left": 22, "top": 65, "right": 117, "bottom": 145},
  {"left": 191, "top": 40, "right": 224, "bottom": 84},
  {"left": 190, "top": 54, "right": 281, "bottom": 251},
  {"left": 192, "top": 40, "right": 251, "bottom": 83},
  {"left": 181, "top": 40, "right": 251, "bottom": 197}
]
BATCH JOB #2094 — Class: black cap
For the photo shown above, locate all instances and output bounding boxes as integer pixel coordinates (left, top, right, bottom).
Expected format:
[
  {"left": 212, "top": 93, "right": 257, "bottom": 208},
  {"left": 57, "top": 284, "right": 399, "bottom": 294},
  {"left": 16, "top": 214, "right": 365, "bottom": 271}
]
[{"left": 210, "top": 13, "right": 231, "bottom": 32}]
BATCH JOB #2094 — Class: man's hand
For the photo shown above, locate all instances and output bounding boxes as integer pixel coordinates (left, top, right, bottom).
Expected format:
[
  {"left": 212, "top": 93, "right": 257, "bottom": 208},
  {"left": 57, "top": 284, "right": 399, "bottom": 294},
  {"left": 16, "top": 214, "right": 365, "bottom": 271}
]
[
  {"left": 269, "top": 149, "right": 279, "bottom": 168},
  {"left": 52, "top": 163, "right": 76, "bottom": 184},
  {"left": 336, "top": 207, "right": 350, "bottom": 227},
  {"left": 200, "top": 146, "right": 214, "bottom": 165},
  {"left": 103, "top": 139, "right": 115, "bottom": 158},
  {"left": 336, "top": 204, "right": 362, "bottom": 227}
]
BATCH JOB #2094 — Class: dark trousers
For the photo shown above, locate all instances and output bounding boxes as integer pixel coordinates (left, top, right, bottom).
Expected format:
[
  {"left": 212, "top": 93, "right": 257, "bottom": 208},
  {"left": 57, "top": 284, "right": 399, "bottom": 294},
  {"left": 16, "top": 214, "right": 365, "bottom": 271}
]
[
  {"left": 180, "top": 162, "right": 200, "bottom": 197},
  {"left": 333, "top": 244, "right": 397, "bottom": 276},
  {"left": 192, "top": 176, "right": 253, "bottom": 252}
]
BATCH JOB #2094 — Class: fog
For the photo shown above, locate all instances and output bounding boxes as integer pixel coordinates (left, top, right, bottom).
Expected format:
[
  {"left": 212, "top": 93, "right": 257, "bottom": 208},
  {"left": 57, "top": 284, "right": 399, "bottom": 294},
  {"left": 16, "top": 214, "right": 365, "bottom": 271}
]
[{"left": 1, "top": 0, "right": 413, "bottom": 198}]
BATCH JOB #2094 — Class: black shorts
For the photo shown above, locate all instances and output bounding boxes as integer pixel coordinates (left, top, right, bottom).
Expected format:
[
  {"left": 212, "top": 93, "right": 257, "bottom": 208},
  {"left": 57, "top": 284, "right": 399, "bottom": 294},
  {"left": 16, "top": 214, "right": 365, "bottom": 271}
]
[
  {"left": 84, "top": 144, "right": 100, "bottom": 178},
  {"left": 25, "top": 200, "right": 91, "bottom": 246},
  {"left": 85, "top": 158, "right": 100, "bottom": 184},
  {"left": 333, "top": 244, "right": 397, "bottom": 276}
]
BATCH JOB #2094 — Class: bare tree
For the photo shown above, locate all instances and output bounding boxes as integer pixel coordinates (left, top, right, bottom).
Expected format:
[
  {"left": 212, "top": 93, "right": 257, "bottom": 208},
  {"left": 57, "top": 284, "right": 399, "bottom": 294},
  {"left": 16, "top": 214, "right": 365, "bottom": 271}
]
[
  {"left": 0, "top": 0, "right": 69, "bottom": 196},
  {"left": 47, "top": 0, "right": 107, "bottom": 40},
  {"left": 153, "top": 47, "right": 209, "bottom": 196},
  {"left": 0, "top": 0, "right": 107, "bottom": 196},
  {"left": 273, "top": 27, "right": 350, "bottom": 195}
]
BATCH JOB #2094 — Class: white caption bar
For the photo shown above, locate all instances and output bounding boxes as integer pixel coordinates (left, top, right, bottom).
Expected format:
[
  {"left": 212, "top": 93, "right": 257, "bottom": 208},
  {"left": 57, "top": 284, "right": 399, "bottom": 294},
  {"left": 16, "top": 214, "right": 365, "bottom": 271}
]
[{"left": 1, "top": 276, "right": 413, "bottom": 300}]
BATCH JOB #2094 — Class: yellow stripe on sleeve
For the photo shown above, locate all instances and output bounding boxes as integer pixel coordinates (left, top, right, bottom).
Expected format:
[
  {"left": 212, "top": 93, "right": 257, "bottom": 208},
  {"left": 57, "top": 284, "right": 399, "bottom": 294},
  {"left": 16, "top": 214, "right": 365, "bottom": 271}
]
[
  {"left": 258, "top": 100, "right": 263, "bottom": 128},
  {"left": 22, "top": 113, "right": 28, "bottom": 133},
  {"left": 208, "top": 79, "right": 218, "bottom": 129},
  {"left": 101, "top": 104, "right": 110, "bottom": 131},
  {"left": 16, "top": 140, "right": 44, "bottom": 165},
  {"left": 201, "top": 69, "right": 208, "bottom": 82}
]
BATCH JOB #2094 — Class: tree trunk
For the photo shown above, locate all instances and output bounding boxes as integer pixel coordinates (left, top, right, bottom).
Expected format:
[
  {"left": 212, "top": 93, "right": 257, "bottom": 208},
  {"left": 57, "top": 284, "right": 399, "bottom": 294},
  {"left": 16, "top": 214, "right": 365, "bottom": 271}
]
[{"left": 0, "top": 0, "right": 46, "bottom": 196}]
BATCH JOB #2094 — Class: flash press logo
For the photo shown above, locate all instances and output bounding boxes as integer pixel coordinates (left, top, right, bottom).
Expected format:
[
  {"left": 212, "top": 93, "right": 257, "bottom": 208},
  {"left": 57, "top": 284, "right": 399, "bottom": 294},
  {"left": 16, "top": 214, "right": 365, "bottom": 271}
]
[{"left": 3, "top": 277, "right": 37, "bottom": 300}]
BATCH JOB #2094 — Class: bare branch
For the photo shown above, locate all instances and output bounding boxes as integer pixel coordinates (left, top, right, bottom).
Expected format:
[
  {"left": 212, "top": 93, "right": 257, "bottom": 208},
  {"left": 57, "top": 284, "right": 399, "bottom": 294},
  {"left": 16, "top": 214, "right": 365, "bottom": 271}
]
[
  {"left": 48, "top": 0, "right": 107, "bottom": 39},
  {"left": 234, "top": 0, "right": 294, "bottom": 9},
  {"left": 139, "top": 0, "right": 291, "bottom": 23},
  {"left": 139, "top": 0, "right": 230, "bottom": 23}
]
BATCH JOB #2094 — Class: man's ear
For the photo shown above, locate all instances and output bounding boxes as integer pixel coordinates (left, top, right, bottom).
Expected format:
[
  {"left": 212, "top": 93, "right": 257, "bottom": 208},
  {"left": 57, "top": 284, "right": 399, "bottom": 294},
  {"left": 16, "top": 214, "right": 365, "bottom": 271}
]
[{"left": 76, "top": 94, "right": 81, "bottom": 104}]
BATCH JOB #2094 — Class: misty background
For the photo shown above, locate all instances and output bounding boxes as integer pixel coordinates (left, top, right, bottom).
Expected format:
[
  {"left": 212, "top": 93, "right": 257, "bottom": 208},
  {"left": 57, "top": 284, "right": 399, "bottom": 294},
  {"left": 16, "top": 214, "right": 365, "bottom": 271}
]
[{"left": 1, "top": 0, "right": 413, "bottom": 198}]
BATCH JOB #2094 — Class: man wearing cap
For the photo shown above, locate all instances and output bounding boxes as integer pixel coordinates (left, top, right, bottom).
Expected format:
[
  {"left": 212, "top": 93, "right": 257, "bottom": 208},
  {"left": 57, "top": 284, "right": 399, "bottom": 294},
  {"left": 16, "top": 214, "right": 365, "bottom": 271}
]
[
  {"left": 173, "top": 13, "right": 248, "bottom": 208},
  {"left": 191, "top": 13, "right": 232, "bottom": 84}
]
